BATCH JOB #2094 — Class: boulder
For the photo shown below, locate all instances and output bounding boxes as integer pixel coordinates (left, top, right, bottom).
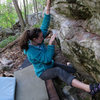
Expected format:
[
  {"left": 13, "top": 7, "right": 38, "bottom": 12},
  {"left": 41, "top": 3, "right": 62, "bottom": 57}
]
[
  {"left": 13, "top": 21, "right": 21, "bottom": 32},
  {"left": 0, "top": 57, "right": 14, "bottom": 71},
  {"left": 0, "top": 64, "right": 13, "bottom": 71},
  {"left": 27, "top": 12, "right": 43, "bottom": 26},
  {"left": 50, "top": 0, "right": 100, "bottom": 82},
  {"left": 2, "top": 28, "right": 15, "bottom": 36},
  {"left": 0, "top": 57, "right": 13, "bottom": 65}
]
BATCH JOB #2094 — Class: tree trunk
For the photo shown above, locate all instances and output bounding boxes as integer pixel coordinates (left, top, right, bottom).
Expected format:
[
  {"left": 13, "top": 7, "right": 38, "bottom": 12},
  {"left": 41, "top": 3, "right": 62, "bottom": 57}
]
[
  {"left": 33, "top": 0, "right": 39, "bottom": 22},
  {"left": 23, "top": 0, "right": 28, "bottom": 25},
  {"left": 35, "top": 0, "right": 39, "bottom": 22},
  {"left": 33, "top": 0, "right": 36, "bottom": 13},
  {"left": 25, "top": 0, "right": 29, "bottom": 25},
  {"left": 19, "top": 0, "right": 22, "bottom": 10},
  {"left": 26, "top": 0, "right": 28, "bottom": 15},
  {"left": 12, "top": 0, "right": 25, "bottom": 30},
  {"left": 7, "top": 1, "right": 14, "bottom": 29}
]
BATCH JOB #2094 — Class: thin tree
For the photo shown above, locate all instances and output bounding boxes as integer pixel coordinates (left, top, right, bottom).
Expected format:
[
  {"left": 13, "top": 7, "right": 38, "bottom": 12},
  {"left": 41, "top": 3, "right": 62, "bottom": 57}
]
[
  {"left": 19, "top": 0, "right": 22, "bottom": 11},
  {"left": 33, "top": 0, "right": 39, "bottom": 22},
  {"left": 26, "top": 0, "right": 28, "bottom": 15},
  {"left": 7, "top": 1, "right": 13, "bottom": 28},
  {"left": 33, "top": 0, "right": 36, "bottom": 13},
  {"left": 12, "top": 0, "right": 25, "bottom": 30},
  {"left": 23, "top": 0, "right": 28, "bottom": 25},
  {"left": 35, "top": 0, "right": 39, "bottom": 22}
]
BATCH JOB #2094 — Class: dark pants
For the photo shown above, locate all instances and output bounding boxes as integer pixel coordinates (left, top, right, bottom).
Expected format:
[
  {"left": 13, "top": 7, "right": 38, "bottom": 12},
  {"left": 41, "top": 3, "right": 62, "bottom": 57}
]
[{"left": 40, "top": 63, "right": 76, "bottom": 85}]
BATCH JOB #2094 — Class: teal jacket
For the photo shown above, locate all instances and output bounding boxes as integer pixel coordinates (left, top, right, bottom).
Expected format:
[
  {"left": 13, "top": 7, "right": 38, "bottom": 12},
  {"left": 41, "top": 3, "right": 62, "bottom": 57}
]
[{"left": 24, "top": 14, "right": 55, "bottom": 77}]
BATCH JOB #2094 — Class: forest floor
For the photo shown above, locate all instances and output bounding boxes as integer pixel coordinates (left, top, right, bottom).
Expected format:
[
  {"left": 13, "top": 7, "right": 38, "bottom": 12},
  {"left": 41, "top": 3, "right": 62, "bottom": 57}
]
[{"left": 0, "top": 42, "right": 26, "bottom": 76}]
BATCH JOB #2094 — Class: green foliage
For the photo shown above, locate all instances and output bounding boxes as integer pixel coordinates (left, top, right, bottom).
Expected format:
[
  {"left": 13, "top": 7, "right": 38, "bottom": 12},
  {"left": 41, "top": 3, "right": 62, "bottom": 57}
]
[
  {"left": 37, "top": 0, "right": 46, "bottom": 5},
  {"left": 37, "top": 0, "right": 46, "bottom": 11},
  {"left": 0, "top": 0, "right": 46, "bottom": 29},
  {"left": 33, "top": 22, "right": 41, "bottom": 28},
  {"left": 0, "top": 0, "right": 17, "bottom": 28},
  {"left": 28, "top": 3, "right": 33, "bottom": 14},
  {"left": 0, "top": 35, "right": 18, "bottom": 48}
]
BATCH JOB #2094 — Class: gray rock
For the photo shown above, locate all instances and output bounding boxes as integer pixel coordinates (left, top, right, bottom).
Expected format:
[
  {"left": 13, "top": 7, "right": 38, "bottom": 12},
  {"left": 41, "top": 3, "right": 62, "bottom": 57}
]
[
  {"left": 50, "top": 0, "right": 100, "bottom": 82},
  {"left": 0, "top": 62, "right": 14, "bottom": 71},
  {"left": 1, "top": 63, "right": 14, "bottom": 71},
  {"left": 0, "top": 57, "right": 13, "bottom": 65},
  {"left": 3, "top": 71, "right": 14, "bottom": 77},
  {"left": 63, "top": 86, "right": 77, "bottom": 100},
  {"left": 2, "top": 28, "right": 14, "bottom": 36},
  {"left": 14, "top": 29, "right": 21, "bottom": 34},
  {"left": 27, "top": 12, "right": 43, "bottom": 26},
  {"left": 1, "top": 65, "right": 11, "bottom": 71}
]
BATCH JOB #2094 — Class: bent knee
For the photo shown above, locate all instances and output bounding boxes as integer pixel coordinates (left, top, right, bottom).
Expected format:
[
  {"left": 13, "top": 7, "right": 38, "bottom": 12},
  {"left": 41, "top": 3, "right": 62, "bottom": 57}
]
[{"left": 55, "top": 67, "right": 64, "bottom": 74}]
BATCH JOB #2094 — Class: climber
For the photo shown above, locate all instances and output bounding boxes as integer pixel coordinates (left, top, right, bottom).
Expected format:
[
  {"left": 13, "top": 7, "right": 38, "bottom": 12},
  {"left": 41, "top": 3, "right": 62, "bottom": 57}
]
[{"left": 19, "top": 0, "right": 100, "bottom": 97}]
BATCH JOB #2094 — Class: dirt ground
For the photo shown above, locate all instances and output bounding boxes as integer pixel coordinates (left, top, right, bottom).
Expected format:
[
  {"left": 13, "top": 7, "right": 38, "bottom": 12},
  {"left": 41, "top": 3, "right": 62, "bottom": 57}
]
[{"left": 0, "top": 42, "right": 26, "bottom": 76}]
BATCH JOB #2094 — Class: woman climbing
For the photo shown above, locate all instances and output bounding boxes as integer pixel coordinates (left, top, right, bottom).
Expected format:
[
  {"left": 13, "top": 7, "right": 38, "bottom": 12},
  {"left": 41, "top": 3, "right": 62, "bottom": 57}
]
[{"left": 19, "top": 0, "right": 100, "bottom": 98}]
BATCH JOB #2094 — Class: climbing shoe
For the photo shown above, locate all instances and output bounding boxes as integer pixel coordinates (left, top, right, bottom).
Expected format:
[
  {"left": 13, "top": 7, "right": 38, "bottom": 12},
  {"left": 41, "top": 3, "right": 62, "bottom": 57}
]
[{"left": 90, "top": 83, "right": 100, "bottom": 96}]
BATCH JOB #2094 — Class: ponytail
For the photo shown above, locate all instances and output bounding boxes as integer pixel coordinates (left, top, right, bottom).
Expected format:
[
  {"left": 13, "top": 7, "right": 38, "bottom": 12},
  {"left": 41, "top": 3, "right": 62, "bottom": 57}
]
[
  {"left": 19, "top": 28, "right": 42, "bottom": 51},
  {"left": 19, "top": 30, "right": 30, "bottom": 51}
]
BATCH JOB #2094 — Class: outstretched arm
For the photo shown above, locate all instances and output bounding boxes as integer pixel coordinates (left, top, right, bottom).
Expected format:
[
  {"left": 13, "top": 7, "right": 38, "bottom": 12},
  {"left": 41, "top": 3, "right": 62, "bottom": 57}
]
[
  {"left": 40, "top": 0, "right": 51, "bottom": 38},
  {"left": 46, "top": 0, "right": 51, "bottom": 15}
]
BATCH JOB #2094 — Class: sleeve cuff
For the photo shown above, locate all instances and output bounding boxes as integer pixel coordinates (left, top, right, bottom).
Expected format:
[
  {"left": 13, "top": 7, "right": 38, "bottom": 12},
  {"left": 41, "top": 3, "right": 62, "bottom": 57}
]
[
  {"left": 48, "top": 45, "right": 55, "bottom": 48},
  {"left": 44, "top": 13, "right": 50, "bottom": 16}
]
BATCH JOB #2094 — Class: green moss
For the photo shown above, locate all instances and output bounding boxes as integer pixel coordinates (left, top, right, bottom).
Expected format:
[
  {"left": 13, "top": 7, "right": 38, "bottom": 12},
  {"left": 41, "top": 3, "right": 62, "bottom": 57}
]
[
  {"left": 0, "top": 35, "right": 18, "bottom": 48},
  {"left": 55, "top": 1, "right": 92, "bottom": 20},
  {"left": 55, "top": 7, "right": 73, "bottom": 18},
  {"left": 69, "top": 4, "right": 92, "bottom": 19},
  {"left": 71, "top": 42, "right": 100, "bottom": 74}
]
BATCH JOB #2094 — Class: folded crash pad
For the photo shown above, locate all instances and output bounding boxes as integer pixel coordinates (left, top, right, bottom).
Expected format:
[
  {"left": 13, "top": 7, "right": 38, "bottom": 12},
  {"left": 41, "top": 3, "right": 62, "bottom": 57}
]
[{"left": 0, "top": 77, "right": 16, "bottom": 100}]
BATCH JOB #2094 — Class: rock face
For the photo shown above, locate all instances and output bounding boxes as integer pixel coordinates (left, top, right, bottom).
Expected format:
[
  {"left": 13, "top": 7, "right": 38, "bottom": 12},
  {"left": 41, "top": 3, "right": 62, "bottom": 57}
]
[
  {"left": 50, "top": 0, "right": 100, "bottom": 82},
  {"left": 27, "top": 12, "right": 43, "bottom": 26}
]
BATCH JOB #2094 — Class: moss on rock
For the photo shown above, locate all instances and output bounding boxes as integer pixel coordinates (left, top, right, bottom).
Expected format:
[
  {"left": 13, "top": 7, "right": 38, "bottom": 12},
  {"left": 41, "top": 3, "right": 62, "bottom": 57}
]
[{"left": 69, "top": 4, "right": 92, "bottom": 19}]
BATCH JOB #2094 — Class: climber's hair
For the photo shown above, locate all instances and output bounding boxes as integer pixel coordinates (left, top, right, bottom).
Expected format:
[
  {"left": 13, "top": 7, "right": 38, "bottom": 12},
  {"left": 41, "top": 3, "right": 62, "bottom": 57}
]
[{"left": 19, "top": 28, "right": 42, "bottom": 51}]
